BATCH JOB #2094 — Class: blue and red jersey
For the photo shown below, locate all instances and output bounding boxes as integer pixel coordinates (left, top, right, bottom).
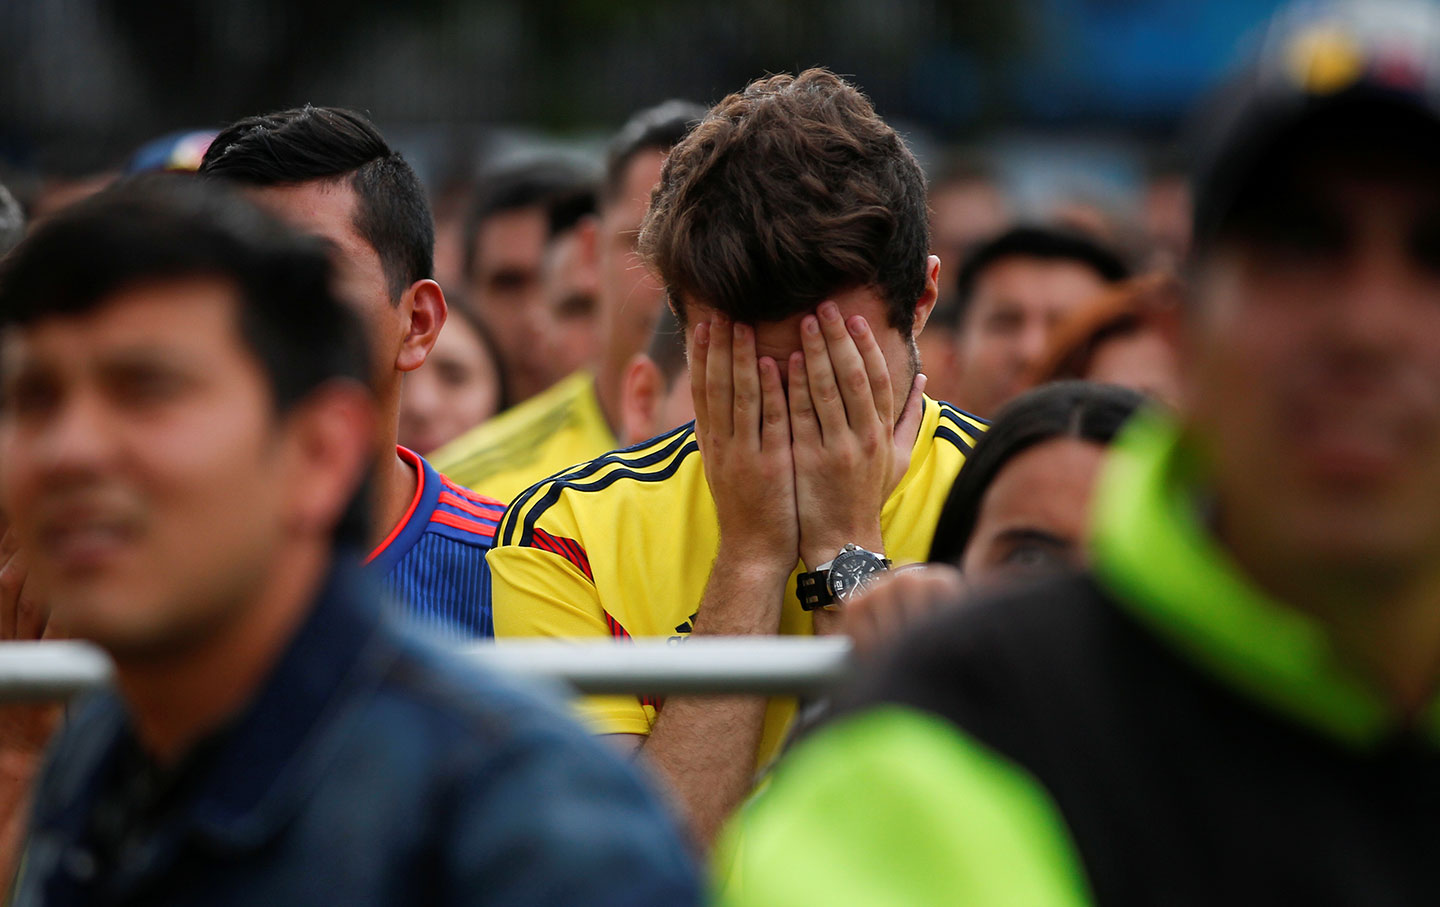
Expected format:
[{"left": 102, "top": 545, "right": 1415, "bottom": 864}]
[{"left": 366, "top": 447, "right": 503, "bottom": 638}]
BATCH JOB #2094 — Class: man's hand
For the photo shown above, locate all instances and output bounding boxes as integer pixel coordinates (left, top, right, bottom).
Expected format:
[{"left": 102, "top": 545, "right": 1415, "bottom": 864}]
[
  {"left": 691, "top": 315, "right": 798, "bottom": 577},
  {"left": 839, "top": 564, "right": 966, "bottom": 657},
  {"left": 0, "top": 522, "right": 62, "bottom": 893},
  {"left": 0, "top": 523, "right": 62, "bottom": 756},
  {"left": 788, "top": 302, "right": 926, "bottom": 572}
]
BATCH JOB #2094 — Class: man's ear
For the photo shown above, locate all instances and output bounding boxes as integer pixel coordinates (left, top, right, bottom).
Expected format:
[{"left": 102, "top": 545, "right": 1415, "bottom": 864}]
[
  {"left": 619, "top": 353, "right": 664, "bottom": 446},
  {"left": 282, "top": 380, "right": 377, "bottom": 538},
  {"left": 910, "top": 255, "right": 942, "bottom": 340},
  {"left": 395, "top": 279, "right": 447, "bottom": 373}
]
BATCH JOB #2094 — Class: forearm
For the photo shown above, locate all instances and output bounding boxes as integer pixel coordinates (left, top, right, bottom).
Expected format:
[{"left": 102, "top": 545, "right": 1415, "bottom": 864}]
[
  {"left": 639, "top": 554, "right": 788, "bottom": 848},
  {"left": 0, "top": 704, "right": 56, "bottom": 896}
]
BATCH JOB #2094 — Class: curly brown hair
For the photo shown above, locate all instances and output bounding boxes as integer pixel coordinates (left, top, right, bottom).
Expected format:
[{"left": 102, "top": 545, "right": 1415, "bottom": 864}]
[{"left": 638, "top": 68, "right": 929, "bottom": 334}]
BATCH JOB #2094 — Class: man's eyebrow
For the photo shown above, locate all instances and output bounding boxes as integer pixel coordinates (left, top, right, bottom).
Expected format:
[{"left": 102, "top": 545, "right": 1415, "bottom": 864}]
[{"left": 991, "top": 527, "right": 1069, "bottom": 548}]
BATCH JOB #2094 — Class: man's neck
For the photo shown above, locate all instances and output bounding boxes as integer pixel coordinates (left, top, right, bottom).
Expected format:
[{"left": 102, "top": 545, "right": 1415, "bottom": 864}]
[
  {"left": 372, "top": 445, "right": 419, "bottom": 552},
  {"left": 114, "top": 543, "right": 330, "bottom": 766},
  {"left": 369, "top": 387, "right": 417, "bottom": 552},
  {"left": 593, "top": 356, "right": 622, "bottom": 440},
  {"left": 1222, "top": 522, "right": 1440, "bottom": 717}
]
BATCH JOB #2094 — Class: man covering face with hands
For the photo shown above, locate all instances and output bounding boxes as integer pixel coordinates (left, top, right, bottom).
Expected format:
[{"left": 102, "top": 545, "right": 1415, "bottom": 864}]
[{"left": 487, "top": 68, "right": 986, "bottom": 846}]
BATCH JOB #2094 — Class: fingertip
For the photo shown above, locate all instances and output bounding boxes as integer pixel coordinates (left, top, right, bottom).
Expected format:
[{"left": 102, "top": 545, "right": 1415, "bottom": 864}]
[
  {"left": 914, "top": 372, "right": 928, "bottom": 393},
  {"left": 847, "top": 316, "right": 868, "bottom": 337},
  {"left": 695, "top": 322, "right": 710, "bottom": 345}
]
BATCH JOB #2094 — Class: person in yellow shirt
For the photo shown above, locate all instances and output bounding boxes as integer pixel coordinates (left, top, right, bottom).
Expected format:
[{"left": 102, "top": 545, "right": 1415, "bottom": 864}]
[
  {"left": 489, "top": 68, "right": 986, "bottom": 846},
  {"left": 433, "top": 101, "right": 707, "bottom": 503}
]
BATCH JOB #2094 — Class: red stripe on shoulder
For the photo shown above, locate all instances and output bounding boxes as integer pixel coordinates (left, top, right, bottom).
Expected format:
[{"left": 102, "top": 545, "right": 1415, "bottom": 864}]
[
  {"left": 532, "top": 528, "right": 593, "bottom": 581},
  {"left": 440, "top": 476, "right": 505, "bottom": 508},
  {"left": 428, "top": 510, "right": 498, "bottom": 540},
  {"left": 437, "top": 490, "right": 505, "bottom": 521}
]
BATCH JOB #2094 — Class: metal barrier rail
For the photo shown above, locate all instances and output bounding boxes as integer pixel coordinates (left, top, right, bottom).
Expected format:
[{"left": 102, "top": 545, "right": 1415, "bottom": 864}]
[{"left": 0, "top": 637, "right": 856, "bottom": 703}]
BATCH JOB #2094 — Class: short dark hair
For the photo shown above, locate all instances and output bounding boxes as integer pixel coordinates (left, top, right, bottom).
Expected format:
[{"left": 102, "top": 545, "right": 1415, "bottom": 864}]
[
  {"left": 0, "top": 175, "right": 368, "bottom": 410},
  {"left": 953, "top": 226, "right": 1130, "bottom": 328},
  {"left": 0, "top": 176, "right": 372, "bottom": 542},
  {"left": 463, "top": 156, "right": 596, "bottom": 283},
  {"left": 639, "top": 69, "right": 930, "bottom": 333},
  {"left": 602, "top": 100, "right": 706, "bottom": 208},
  {"left": 928, "top": 381, "right": 1145, "bottom": 567},
  {"left": 198, "top": 105, "right": 434, "bottom": 301},
  {"left": 547, "top": 184, "right": 597, "bottom": 240},
  {"left": 0, "top": 181, "right": 23, "bottom": 257}
]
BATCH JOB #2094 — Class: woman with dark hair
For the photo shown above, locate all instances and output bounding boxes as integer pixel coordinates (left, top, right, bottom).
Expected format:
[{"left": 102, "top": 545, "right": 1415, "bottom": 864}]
[
  {"left": 929, "top": 380, "right": 1145, "bottom": 574},
  {"left": 398, "top": 300, "right": 511, "bottom": 456},
  {"left": 842, "top": 381, "right": 1144, "bottom": 654}
]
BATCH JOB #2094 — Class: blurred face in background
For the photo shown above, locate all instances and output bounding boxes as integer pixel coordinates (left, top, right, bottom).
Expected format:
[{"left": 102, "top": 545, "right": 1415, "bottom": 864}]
[
  {"left": 540, "top": 218, "right": 601, "bottom": 379},
  {"left": 598, "top": 149, "right": 669, "bottom": 374},
  {"left": 399, "top": 313, "right": 503, "bottom": 455},
  {"left": 1189, "top": 140, "right": 1440, "bottom": 590},
  {"left": 1083, "top": 326, "right": 1182, "bottom": 406},
  {"left": 960, "top": 437, "right": 1106, "bottom": 581},
  {"left": 953, "top": 256, "right": 1109, "bottom": 417},
  {"left": 469, "top": 205, "right": 553, "bottom": 402}
]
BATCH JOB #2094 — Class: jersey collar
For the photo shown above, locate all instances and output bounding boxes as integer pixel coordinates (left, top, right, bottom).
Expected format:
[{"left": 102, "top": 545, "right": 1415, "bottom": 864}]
[
  {"left": 364, "top": 446, "right": 441, "bottom": 575},
  {"left": 1091, "top": 411, "right": 1440, "bottom": 749}
]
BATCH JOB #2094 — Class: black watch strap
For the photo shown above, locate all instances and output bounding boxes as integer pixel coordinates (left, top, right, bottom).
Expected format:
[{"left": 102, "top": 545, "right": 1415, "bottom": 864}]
[{"left": 797, "top": 571, "right": 832, "bottom": 611}]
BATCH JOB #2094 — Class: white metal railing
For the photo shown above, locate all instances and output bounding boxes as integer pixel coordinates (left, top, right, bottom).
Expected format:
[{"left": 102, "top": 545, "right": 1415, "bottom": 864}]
[{"left": 0, "top": 637, "right": 856, "bottom": 703}]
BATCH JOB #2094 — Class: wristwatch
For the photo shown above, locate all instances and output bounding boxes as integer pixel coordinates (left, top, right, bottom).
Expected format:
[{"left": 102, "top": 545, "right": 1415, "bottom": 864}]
[{"left": 797, "top": 543, "right": 891, "bottom": 611}]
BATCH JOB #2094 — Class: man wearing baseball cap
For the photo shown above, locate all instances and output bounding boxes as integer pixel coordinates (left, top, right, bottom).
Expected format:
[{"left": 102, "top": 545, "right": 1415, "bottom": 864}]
[{"left": 720, "top": 1, "right": 1440, "bottom": 902}]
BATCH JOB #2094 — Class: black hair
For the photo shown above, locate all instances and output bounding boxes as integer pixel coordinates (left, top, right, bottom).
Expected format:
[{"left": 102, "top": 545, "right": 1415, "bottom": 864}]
[
  {"left": 953, "top": 226, "right": 1131, "bottom": 328},
  {"left": 603, "top": 100, "right": 707, "bottom": 207},
  {"left": 928, "top": 381, "right": 1145, "bottom": 566},
  {"left": 547, "top": 184, "right": 597, "bottom": 240},
  {"left": 0, "top": 175, "right": 372, "bottom": 544},
  {"left": 0, "top": 181, "right": 22, "bottom": 257},
  {"left": 461, "top": 155, "right": 597, "bottom": 283},
  {"left": 198, "top": 105, "right": 434, "bottom": 301}
]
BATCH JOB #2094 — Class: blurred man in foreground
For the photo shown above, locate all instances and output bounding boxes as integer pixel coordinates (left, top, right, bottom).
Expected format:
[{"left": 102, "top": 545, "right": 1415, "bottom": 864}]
[
  {"left": 949, "top": 226, "right": 1129, "bottom": 418},
  {"left": 490, "top": 70, "right": 986, "bottom": 846},
  {"left": 723, "top": 2, "right": 1440, "bottom": 902},
  {"left": 434, "top": 101, "right": 705, "bottom": 502},
  {"left": 0, "top": 181, "right": 24, "bottom": 256},
  {"left": 201, "top": 107, "right": 504, "bottom": 639},
  {"left": 0, "top": 179, "right": 698, "bottom": 905}
]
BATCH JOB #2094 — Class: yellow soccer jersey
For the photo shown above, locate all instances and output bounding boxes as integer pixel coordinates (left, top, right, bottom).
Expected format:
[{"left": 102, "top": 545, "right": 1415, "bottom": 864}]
[
  {"left": 430, "top": 370, "right": 618, "bottom": 504},
  {"left": 490, "top": 396, "right": 986, "bottom": 769}
]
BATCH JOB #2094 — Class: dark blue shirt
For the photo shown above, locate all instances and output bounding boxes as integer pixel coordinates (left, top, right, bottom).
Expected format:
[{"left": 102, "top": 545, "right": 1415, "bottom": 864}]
[
  {"left": 15, "top": 557, "right": 700, "bottom": 906},
  {"left": 367, "top": 447, "right": 502, "bottom": 638}
]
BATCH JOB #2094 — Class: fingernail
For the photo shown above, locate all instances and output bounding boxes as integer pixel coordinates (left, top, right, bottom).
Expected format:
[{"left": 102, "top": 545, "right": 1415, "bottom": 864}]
[
  {"left": 803, "top": 316, "right": 819, "bottom": 335},
  {"left": 790, "top": 351, "right": 805, "bottom": 370},
  {"left": 848, "top": 317, "right": 867, "bottom": 337},
  {"left": 819, "top": 302, "right": 840, "bottom": 321},
  {"left": 695, "top": 322, "right": 709, "bottom": 345}
]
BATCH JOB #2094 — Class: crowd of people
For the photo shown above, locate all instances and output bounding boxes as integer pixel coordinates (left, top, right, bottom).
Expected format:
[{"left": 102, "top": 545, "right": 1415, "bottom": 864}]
[{"left": 0, "top": 0, "right": 1439, "bottom": 902}]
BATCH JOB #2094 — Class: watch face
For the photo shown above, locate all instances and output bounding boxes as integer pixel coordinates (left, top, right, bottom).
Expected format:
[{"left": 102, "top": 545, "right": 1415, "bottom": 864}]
[{"left": 827, "top": 550, "right": 886, "bottom": 602}]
